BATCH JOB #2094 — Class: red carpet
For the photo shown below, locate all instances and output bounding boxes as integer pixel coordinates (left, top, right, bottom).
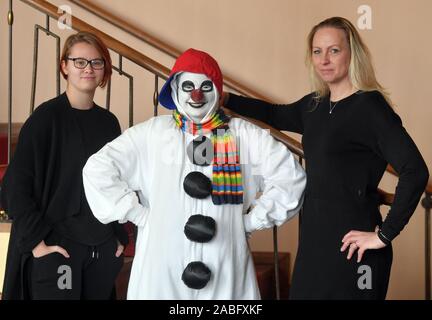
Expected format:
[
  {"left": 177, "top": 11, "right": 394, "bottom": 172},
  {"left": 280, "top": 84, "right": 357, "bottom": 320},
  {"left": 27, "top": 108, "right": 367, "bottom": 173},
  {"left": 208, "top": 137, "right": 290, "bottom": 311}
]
[
  {"left": 0, "top": 133, "right": 7, "bottom": 165},
  {"left": 0, "top": 165, "right": 5, "bottom": 182}
]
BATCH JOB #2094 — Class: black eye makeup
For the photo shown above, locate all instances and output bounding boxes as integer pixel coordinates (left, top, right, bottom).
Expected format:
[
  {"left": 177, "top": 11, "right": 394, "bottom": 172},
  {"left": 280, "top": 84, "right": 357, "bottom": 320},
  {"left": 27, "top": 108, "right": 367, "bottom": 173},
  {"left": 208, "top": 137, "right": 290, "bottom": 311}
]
[
  {"left": 182, "top": 81, "right": 195, "bottom": 92},
  {"left": 200, "top": 81, "right": 213, "bottom": 92}
]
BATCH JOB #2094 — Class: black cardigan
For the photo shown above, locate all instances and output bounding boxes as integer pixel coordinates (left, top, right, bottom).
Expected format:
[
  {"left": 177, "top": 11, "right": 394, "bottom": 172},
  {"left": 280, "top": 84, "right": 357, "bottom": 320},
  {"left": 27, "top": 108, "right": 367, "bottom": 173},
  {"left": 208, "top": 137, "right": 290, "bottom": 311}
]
[{"left": 1, "top": 92, "right": 128, "bottom": 299}]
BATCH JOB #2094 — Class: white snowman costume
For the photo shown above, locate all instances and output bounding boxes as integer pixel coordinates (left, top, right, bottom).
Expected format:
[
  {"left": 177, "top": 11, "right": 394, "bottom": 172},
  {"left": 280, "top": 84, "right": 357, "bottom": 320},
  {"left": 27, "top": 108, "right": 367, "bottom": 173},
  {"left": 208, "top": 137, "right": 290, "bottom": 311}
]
[{"left": 83, "top": 49, "right": 306, "bottom": 299}]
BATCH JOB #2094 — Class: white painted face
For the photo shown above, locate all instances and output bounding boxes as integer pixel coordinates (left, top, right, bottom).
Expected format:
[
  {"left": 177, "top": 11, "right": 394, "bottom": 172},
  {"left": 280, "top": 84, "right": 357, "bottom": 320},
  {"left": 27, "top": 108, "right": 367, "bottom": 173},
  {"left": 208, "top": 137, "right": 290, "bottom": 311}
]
[{"left": 170, "top": 72, "right": 219, "bottom": 123}]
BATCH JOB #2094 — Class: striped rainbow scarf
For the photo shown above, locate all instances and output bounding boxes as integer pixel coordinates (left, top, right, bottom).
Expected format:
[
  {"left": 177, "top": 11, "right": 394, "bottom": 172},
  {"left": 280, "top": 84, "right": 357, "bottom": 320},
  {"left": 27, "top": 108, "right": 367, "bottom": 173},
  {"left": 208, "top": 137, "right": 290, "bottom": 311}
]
[{"left": 173, "top": 109, "right": 243, "bottom": 205}]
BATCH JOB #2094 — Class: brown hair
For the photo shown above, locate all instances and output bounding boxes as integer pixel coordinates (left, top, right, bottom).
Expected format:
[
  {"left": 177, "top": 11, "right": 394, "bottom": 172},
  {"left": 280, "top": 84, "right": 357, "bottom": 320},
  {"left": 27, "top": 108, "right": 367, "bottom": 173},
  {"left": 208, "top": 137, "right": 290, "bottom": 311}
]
[
  {"left": 60, "top": 31, "right": 112, "bottom": 88},
  {"left": 306, "top": 17, "right": 392, "bottom": 106}
]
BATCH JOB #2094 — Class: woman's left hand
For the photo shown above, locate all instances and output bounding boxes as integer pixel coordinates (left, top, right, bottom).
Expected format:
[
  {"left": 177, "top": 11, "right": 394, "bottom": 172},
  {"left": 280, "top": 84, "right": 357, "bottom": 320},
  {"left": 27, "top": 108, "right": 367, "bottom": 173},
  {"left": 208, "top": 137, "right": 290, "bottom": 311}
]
[
  {"left": 341, "top": 227, "right": 387, "bottom": 263},
  {"left": 115, "top": 240, "right": 125, "bottom": 257}
]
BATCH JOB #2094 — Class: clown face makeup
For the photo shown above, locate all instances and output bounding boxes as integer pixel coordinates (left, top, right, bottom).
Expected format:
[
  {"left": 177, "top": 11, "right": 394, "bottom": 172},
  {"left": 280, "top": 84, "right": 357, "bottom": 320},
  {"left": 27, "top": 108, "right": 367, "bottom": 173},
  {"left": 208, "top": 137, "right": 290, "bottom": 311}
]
[{"left": 171, "top": 72, "right": 219, "bottom": 123}]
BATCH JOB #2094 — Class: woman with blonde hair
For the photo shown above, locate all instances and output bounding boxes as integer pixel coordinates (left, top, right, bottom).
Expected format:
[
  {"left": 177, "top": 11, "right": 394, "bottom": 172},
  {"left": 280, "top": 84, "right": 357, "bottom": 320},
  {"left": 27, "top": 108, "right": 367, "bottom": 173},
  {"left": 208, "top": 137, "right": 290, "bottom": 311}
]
[
  {"left": 1, "top": 31, "right": 128, "bottom": 300},
  {"left": 223, "top": 17, "right": 429, "bottom": 299}
]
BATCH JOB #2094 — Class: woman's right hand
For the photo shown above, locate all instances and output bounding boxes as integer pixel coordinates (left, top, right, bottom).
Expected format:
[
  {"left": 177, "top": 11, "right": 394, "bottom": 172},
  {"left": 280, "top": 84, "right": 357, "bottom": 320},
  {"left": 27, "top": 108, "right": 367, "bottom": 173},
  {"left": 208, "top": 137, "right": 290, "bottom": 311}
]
[{"left": 32, "top": 240, "right": 70, "bottom": 259}]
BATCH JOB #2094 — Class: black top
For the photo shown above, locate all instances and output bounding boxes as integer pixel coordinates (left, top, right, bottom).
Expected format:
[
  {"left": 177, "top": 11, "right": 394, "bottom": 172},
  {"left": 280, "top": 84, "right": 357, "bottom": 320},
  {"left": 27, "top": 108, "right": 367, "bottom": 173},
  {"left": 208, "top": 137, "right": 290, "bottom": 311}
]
[
  {"left": 1, "top": 92, "right": 129, "bottom": 299},
  {"left": 53, "top": 107, "right": 118, "bottom": 245},
  {"left": 226, "top": 91, "right": 429, "bottom": 242}
]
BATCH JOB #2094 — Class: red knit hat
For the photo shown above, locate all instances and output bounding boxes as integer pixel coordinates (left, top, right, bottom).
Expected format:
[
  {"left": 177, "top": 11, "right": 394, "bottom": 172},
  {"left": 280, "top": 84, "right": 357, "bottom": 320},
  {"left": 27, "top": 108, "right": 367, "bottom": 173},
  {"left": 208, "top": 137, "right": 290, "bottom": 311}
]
[{"left": 159, "top": 48, "right": 223, "bottom": 110}]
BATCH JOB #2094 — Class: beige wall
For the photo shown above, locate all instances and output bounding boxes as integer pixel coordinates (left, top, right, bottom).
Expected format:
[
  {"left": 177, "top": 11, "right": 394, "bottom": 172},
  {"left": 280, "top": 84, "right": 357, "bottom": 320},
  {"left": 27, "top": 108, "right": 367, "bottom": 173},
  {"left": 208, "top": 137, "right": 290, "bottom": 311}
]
[{"left": 1, "top": 0, "right": 431, "bottom": 299}]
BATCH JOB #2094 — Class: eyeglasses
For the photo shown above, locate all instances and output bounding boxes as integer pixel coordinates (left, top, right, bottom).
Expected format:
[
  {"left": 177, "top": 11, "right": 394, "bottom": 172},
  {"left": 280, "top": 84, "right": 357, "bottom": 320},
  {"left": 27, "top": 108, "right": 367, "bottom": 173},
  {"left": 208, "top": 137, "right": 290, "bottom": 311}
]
[{"left": 66, "top": 57, "right": 105, "bottom": 70}]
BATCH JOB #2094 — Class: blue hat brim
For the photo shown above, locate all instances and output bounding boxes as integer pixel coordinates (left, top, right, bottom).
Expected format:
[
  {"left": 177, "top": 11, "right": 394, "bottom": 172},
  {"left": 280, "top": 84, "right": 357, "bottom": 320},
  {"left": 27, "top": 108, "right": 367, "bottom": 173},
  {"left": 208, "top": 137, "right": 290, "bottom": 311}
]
[{"left": 159, "top": 75, "right": 177, "bottom": 110}]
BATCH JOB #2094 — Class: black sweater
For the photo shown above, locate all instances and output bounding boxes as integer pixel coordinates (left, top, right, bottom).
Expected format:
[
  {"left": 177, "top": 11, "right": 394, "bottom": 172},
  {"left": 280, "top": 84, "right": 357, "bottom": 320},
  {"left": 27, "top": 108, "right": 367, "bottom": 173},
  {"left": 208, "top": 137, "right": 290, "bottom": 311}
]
[
  {"left": 1, "top": 93, "right": 128, "bottom": 299},
  {"left": 226, "top": 91, "right": 429, "bottom": 242},
  {"left": 1, "top": 92, "right": 129, "bottom": 249}
]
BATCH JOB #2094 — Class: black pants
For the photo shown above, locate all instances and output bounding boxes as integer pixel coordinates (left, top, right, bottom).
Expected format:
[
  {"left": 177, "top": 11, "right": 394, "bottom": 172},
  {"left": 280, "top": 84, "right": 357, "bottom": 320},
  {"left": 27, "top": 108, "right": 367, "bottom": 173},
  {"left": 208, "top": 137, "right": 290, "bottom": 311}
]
[{"left": 29, "top": 231, "right": 123, "bottom": 300}]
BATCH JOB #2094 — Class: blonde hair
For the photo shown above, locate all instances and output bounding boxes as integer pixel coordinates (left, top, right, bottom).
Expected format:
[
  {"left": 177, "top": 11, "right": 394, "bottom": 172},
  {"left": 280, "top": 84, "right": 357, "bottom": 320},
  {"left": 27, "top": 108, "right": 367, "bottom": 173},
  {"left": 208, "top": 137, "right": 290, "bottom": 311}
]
[
  {"left": 60, "top": 31, "right": 112, "bottom": 88},
  {"left": 306, "top": 17, "right": 393, "bottom": 106}
]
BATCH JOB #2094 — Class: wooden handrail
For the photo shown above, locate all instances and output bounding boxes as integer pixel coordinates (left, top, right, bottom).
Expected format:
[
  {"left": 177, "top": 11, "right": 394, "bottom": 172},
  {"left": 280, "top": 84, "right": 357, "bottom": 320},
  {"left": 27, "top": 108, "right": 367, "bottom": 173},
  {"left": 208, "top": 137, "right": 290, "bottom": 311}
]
[
  {"left": 18, "top": 0, "right": 431, "bottom": 198},
  {"left": 0, "top": 123, "right": 23, "bottom": 163}
]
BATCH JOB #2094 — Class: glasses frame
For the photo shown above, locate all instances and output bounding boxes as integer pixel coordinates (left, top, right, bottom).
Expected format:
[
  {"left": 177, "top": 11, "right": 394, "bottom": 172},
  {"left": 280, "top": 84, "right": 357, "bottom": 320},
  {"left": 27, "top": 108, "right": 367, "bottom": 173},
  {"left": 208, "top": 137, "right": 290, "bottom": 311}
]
[{"left": 66, "top": 57, "right": 105, "bottom": 70}]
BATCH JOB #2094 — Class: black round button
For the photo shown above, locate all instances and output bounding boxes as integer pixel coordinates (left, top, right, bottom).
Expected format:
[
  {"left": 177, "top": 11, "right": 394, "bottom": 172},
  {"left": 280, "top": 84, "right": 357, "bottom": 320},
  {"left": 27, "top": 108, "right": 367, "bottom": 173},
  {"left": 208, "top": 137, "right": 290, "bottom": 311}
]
[
  {"left": 186, "top": 136, "right": 213, "bottom": 166},
  {"left": 182, "top": 261, "right": 211, "bottom": 289},
  {"left": 183, "top": 171, "right": 212, "bottom": 199},
  {"left": 184, "top": 214, "right": 216, "bottom": 243}
]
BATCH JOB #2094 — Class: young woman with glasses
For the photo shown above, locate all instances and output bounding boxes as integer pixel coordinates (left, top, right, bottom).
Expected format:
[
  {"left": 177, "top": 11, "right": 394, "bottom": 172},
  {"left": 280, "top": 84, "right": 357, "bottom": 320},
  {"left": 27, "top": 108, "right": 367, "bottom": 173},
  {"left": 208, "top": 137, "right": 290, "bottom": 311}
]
[{"left": 1, "top": 31, "right": 128, "bottom": 300}]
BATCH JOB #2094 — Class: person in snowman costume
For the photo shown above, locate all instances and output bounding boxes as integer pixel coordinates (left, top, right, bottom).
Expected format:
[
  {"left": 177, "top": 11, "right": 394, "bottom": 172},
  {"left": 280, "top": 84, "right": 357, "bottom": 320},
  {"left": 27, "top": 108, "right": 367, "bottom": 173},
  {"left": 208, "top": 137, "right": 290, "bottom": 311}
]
[{"left": 82, "top": 48, "right": 306, "bottom": 299}]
